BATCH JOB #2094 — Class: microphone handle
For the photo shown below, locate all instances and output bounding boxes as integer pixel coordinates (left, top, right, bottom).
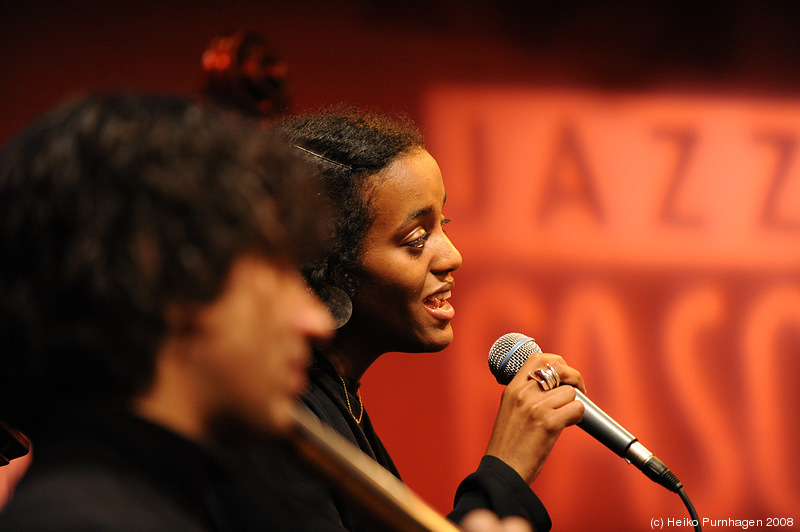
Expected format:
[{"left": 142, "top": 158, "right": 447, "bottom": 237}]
[
  {"left": 574, "top": 389, "right": 636, "bottom": 457},
  {"left": 573, "top": 389, "right": 682, "bottom": 492}
]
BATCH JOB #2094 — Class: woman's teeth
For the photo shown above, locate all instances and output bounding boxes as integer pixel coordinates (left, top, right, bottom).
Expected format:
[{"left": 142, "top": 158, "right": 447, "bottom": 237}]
[{"left": 425, "top": 292, "right": 451, "bottom": 308}]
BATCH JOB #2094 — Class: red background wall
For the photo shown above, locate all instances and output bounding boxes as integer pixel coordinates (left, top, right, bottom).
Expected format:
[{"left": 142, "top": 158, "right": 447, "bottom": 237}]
[{"left": 3, "top": 2, "right": 799, "bottom": 530}]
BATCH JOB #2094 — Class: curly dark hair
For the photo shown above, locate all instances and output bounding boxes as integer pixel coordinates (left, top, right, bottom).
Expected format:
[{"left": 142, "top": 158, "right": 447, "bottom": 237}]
[
  {"left": 273, "top": 106, "right": 424, "bottom": 302},
  {"left": 0, "top": 93, "right": 329, "bottom": 433}
]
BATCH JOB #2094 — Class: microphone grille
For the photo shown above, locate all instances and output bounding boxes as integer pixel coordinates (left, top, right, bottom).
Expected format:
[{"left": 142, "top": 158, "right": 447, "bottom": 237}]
[{"left": 488, "top": 333, "right": 542, "bottom": 385}]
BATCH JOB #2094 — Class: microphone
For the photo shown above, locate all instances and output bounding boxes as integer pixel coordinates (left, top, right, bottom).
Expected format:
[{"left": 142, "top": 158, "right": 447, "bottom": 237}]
[{"left": 488, "top": 332, "right": 683, "bottom": 493}]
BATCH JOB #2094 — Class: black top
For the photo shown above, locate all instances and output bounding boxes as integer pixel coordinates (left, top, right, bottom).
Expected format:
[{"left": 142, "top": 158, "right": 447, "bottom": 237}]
[
  {"left": 2, "top": 354, "right": 553, "bottom": 531},
  {"left": 0, "top": 406, "right": 305, "bottom": 531},
  {"left": 206, "top": 353, "right": 553, "bottom": 530},
  {"left": 298, "top": 353, "right": 553, "bottom": 531}
]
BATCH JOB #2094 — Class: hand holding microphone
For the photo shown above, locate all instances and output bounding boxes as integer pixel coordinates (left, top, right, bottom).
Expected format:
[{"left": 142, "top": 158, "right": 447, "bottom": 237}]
[
  {"left": 483, "top": 341, "right": 587, "bottom": 485},
  {"left": 488, "top": 333, "right": 683, "bottom": 493}
]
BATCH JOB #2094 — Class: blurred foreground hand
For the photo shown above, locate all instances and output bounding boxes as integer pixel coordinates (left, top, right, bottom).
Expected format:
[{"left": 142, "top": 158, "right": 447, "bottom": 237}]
[{"left": 460, "top": 510, "right": 532, "bottom": 532}]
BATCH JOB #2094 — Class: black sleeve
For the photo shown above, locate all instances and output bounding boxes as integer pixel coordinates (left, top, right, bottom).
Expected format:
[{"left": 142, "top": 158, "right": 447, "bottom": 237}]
[{"left": 448, "top": 455, "right": 552, "bottom": 532}]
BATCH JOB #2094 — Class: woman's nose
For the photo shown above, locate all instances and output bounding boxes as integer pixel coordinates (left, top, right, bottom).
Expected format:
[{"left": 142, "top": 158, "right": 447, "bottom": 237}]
[{"left": 435, "top": 232, "right": 462, "bottom": 273}]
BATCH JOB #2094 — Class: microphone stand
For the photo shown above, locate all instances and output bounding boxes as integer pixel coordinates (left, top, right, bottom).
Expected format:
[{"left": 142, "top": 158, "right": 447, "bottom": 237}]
[{"left": 287, "top": 406, "right": 462, "bottom": 532}]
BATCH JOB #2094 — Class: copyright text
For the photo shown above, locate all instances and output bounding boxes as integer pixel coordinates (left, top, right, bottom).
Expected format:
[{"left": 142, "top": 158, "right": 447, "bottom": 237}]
[{"left": 650, "top": 517, "right": 794, "bottom": 529}]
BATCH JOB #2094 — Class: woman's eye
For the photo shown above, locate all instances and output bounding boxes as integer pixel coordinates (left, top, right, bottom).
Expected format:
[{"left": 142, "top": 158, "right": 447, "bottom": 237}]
[{"left": 405, "top": 230, "right": 430, "bottom": 249}]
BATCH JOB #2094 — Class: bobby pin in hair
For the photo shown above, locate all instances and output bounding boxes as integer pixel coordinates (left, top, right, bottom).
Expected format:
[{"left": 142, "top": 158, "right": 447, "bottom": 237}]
[{"left": 292, "top": 144, "right": 353, "bottom": 171}]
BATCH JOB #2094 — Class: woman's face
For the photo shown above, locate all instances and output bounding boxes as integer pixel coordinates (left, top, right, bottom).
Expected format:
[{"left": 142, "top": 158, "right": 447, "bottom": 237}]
[{"left": 350, "top": 148, "right": 462, "bottom": 354}]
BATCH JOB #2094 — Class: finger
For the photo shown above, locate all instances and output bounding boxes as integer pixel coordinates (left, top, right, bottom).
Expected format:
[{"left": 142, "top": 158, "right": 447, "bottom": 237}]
[
  {"left": 507, "top": 355, "right": 541, "bottom": 386},
  {"left": 537, "top": 386, "right": 586, "bottom": 427},
  {"left": 498, "top": 516, "right": 533, "bottom": 532},
  {"left": 516, "top": 353, "right": 549, "bottom": 375},
  {"left": 461, "top": 511, "right": 533, "bottom": 532},
  {"left": 552, "top": 364, "right": 586, "bottom": 394},
  {"left": 511, "top": 385, "right": 585, "bottom": 429},
  {"left": 510, "top": 353, "right": 587, "bottom": 394},
  {"left": 534, "top": 354, "right": 587, "bottom": 394},
  {"left": 460, "top": 510, "right": 502, "bottom": 532}
]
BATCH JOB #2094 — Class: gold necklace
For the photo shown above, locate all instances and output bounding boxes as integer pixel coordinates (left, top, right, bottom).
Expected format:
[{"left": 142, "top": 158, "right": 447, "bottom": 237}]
[{"left": 339, "top": 374, "right": 364, "bottom": 424}]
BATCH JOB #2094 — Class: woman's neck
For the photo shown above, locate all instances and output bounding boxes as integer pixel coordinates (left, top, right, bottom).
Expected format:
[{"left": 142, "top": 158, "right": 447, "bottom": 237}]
[{"left": 322, "top": 332, "right": 383, "bottom": 382}]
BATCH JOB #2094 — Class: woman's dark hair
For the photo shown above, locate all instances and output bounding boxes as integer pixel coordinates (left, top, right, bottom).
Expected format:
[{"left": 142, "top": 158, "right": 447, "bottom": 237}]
[
  {"left": 274, "top": 106, "right": 424, "bottom": 300},
  {"left": 0, "top": 93, "right": 328, "bottom": 432}
]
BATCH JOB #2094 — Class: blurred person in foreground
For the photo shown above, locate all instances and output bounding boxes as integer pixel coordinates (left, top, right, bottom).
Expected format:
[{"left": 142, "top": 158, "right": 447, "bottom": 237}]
[
  {"left": 0, "top": 93, "right": 533, "bottom": 532},
  {"left": 0, "top": 93, "right": 335, "bottom": 530}
]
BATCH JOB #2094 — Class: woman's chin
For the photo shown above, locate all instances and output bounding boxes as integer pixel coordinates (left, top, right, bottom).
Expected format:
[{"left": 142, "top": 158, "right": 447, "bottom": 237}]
[{"left": 418, "top": 327, "right": 454, "bottom": 353}]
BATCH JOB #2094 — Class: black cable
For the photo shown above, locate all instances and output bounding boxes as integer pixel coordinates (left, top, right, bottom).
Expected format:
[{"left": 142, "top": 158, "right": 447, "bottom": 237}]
[
  {"left": 678, "top": 487, "right": 702, "bottom": 532},
  {"left": 640, "top": 457, "right": 701, "bottom": 532}
]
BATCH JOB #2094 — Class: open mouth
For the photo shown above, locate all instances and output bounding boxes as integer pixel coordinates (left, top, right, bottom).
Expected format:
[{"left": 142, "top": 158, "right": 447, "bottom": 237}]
[{"left": 424, "top": 291, "right": 452, "bottom": 309}]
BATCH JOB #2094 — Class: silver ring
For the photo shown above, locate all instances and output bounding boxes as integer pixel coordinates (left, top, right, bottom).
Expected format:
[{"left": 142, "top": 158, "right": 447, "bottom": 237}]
[{"left": 528, "top": 364, "right": 561, "bottom": 391}]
